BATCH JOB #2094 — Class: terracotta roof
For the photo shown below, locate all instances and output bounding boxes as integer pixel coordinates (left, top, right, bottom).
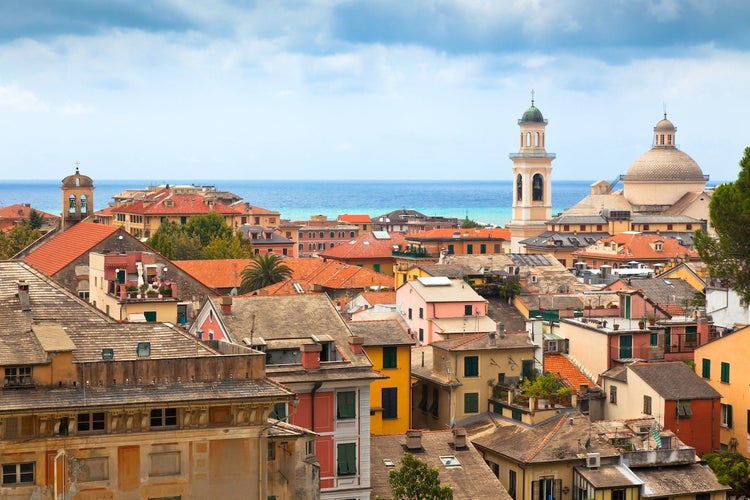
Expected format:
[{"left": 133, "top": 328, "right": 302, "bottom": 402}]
[
  {"left": 0, "top": 203, "right": 59, "bottom": 223},
  {"left": 111, "top": 191, "right": 243, "bottom": 216},
  {"left": 359, "top": 291, "right": 396, "bottom": 305},
  {"left": 408, "top": 227, "right": 511, "bottom": 241},
  {"left": 370, "top": 430, "right": 510, "bottom": 500},
  {"left": 319, "top": 232, "right": 407, "bottom": 260},
  {"left": 573, "top": 232, "right": 698, "bottom": 261},
  {"left": 23, "top": 222, "right": 120, "bottom": 276},
  {"left": 338, "top": 214, "right": 372, "bottom": 223},
  {"left": 544, "top": 352, "right": 595, "bottom": 394},
  {"left": 175, "top": 257, "right": 392, "bottom": 292}
]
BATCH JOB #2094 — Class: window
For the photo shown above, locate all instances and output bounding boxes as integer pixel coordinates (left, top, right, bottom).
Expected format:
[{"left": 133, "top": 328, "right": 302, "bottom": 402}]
[
  {"left": 419, "top": 307, "right": 424, "bottom": 319},
  {"left": 612, "top": 489, "right": 625, "bottom": 500},
  {"left": 419, "top": 328, "right": 424, "bottom": 342},
  {"left": 383, "top": 347, "right": 397, "bottom": 369},
  {"left": 464, "top": 392, "right": 479, "bottom": 414},
  {"left": 721, "top": 404, "right": 733, "bottom": 428},
  {"left": 439, "top": 455, "right": 461, "bottom": 467},
  {"left": 408, "top": 308, "right": 412, "bottom": 320},
  {"left": 464, "top": 305, "right": 473, "bottom": 316},
  {"left": 382, "top": 388, "right": 398, "bottom": 419},
  {"left": 643, "top": 395, "right": 652, "bottom": 415},
  {"left": 464, "top": 356, "right": 479, "bottom": 377},
  {"left": 685, "top": 325, "right": 698, "bottom": 344},
  {"left": 508, "top": 470, "right": 517, "bottom": 499},
  {"left": 516, "top": 174, "right": 523, "bottom": 201},
  {"left": 268, "top": 442, "right": 276, "bottom": 461},
  {"left": 429, "top": 388, "right": 439, "bottom": 417},
  {"left": 373, "top": 263, "right": 380, "bottom": 273},
  {"left": 487, "top": 460, "right": 500, "bottom": 477},
  {"left": 467, "top": 244, "right": 473, "bottom": 254},
  {"left": 532, "top": 174, "right": 544, "bottom": 201},
  {"left": 337, "top": 443, "right": 357, "bottom": 476},
  {"left": 650, "top": 332, "right": 658, "bottom": 347},
  {"left": 610, "top": 386, "right": 617, "bottom": 404},
  {"left": 480, "top": 244, "right": 487, "bottom": 254},
  {"left": 77, "top": 412, "right": 106, "bottom": 433},
  {"left": 532, "top": 477, "right": 560, "bottom": 500},
  {"left": 337, "top": 391, "right": 356, "bottom": 419},
  {"left": 150, "top": 408, "right": 178, "bottom": 429},
  {"left": 686, "top": 224, "right": 692, "bottom": 230},
  {"left": 3, "top": 415, "right": 34, "bottom": 439},
  {"left": 2, "top": 462, "right": 34, "bottom": 485},
  {"left": 306, "top": 440, "right": 315, "bottom": 456},
  {"left": 721, "top": 362, "right": 730, "bottom": 383},
  {"left": 676, "top": 400, "right": 692, "bottom": 417},
  {"left": 4, "top": 366, "right": 32, "bottom": 387},
  {"left": 494, "top": 244, "right": 501, "bottom": 253},
  {"left": 563, "top": 224, "right": 570, "bottom": 231},
  {"left": 447, "top": 244, "right": 454, "bottom": 254},
  {"left": 270, "top": 403, "right": 286, "bottom": 420},
  {"left": 702, "top": 358, "right": 711, "bottom": 379}
]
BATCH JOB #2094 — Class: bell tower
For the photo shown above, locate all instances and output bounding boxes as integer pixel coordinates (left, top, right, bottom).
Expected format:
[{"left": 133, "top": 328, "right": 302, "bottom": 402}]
[
  {"left": 61, "top": 165, "right": 95, "bottom": 230},
  {"left": 507, "top": 95, "right": 555, "bottom": 253}
]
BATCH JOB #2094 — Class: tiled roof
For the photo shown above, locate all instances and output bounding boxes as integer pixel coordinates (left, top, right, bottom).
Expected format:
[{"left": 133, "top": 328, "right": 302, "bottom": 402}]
[
  {"left": 633, "top": 464, "right": 729, "bottom": 496},
  {"left": 175, "top": 257, "right": 392, "bottom": 292},
  {"left": 625, "top": 277, "right": 701, "bottom": 305},
  {"left": 359, "top": 291, "right": 396, "bottom": 305},
  {"left": 0, "top": 261, "right": 219, "bottom": 365},
  {"left": 544, "top": 352, "right": 595, "bottom": 394},
  {"left": 111, "top": 191, "right": 243, "bottom": 216},
  {"left": 319, "top": 232, "right": 407, "bottom": 259},
  {"left": 370, "top": 430, "right": 510, "bottom": 500},
  {"left": 408, "top": 227, "right": 511, "bottom": 241},
  {"left": 628, "top": 362, "right": 722, "bottom": 400},
  {"left": 432, "top": 332, "right": 533, "bottom": 351},
  {"left": 0, "top": 204, "right": 59, "bottom": 231},
  {"left": 573, "top": 232, "right": 698, "bottom": 261},
  {"left": 403, "top": 278, "right": 487, "bottom": 303},
  {"left": 338, "top": 214, "right": 372, "bottom": 223},
  {"left": 23, "top": 222, "right": 120, "bottom": 275},
  {"left": 470, "top": 412, "right": 620, "bottom": 464},
  {"left": 348, "top": 320, "right": 415, "bottom": 346}
]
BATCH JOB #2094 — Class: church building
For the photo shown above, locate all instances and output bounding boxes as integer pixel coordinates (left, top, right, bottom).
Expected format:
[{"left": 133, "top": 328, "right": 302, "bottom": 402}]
[{"left": 515, "top": 112, "right": 712, "bottom": 268}]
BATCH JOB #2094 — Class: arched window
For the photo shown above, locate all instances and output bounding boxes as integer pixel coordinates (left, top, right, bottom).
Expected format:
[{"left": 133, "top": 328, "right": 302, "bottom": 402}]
[
  {"left": 516, "top": 174, "right": 523, "bottom": 201},
  {"left": 80, "top": 195, "right": 88, "bottom": 213},
  {"left": 68, "top": 195, "right": 77, "bottom": 213},
  {"left": 535, "top": 132, "right": 540, "bottom": 147},
  {"left": 526, "top": 132, "right": 531, "bottom": 147},
  {"left": 532, "top": 174, "right": 544, "bottom": 201}
]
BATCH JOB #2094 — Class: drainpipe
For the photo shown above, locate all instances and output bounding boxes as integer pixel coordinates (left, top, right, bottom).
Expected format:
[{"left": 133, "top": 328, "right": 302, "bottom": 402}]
[
  {"left": 311, "top": 381, "right": 322, "bottom": 431},
  {"left": 53, "top": 448, "right": 65, "bottom": 499}
]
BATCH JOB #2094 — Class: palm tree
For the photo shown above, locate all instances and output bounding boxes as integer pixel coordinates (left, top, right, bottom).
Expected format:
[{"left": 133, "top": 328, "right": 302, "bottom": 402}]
[{"left": 239, "top": 254, "right": 293, "bottom": 293}]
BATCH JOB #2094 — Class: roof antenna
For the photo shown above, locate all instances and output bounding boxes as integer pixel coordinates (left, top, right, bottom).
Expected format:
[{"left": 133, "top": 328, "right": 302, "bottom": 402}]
[
  {"left": 531, "top": 88, "right": 535, "bottom": 106},
  {"left": 663, "top": 102, "right": 667, "bottom": 120}
]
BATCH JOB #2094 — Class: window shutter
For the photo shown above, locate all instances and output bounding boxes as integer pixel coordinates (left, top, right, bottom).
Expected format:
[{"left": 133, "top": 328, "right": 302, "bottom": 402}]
[
  {"left": 531, "top": 480, "right": 538, "bottom": 500},
  {"left": 727, "top": 405, "right": 733, "bottom": 429},
  {"left": 554, "top": 479, "right": 562, "bottom": 500}
]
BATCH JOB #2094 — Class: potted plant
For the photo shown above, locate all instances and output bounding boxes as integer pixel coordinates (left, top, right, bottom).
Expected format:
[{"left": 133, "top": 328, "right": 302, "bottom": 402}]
[
  {"left": 638, "top": 320, "right": 645, "bottom": 329},
  {"left": 158, "top": 286, "right": 172, "bottom": 297},
  {"left": 613, "top": 323, "right": 620, "bottom": 331},
  {"left": 647, "top": 315, "right": 656, "bottom": 325},
  {"left": 126, "top": 285, "right": 138, "bottom": 298}
]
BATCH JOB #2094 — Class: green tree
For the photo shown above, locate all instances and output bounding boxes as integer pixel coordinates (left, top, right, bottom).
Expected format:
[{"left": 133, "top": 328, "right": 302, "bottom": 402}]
[
  {"left": 146, "top": 232, "right": 176, "bottom": 260},
  {"left": 702, "top": 450, "right": 750, "bottom": 496},
  {"left": 460, "top": 216, "right": 483, "bottom": 229},
  {"left": 239, "top": 254, "right": 293, "bottom": 293},
  {"left": 386, "top": 453, "right": 453, "bottom": 500},
  {"left": 0, "top": 224, "right": 43, "bottom": 259},
  {"left": 695, "top": 147, "right": 750, "bottom": 302},
  {"left": 520, "top": 372, "right": 569, "bottom": 398},
  {"left": 185, "top": 212, "right": 233, "bottom": 247},
  {"left": 26, "top": 209, "right": 44, "bottom": 230},
  {"left": 204, "top": 235, "right": 252, "bottom": 259}
]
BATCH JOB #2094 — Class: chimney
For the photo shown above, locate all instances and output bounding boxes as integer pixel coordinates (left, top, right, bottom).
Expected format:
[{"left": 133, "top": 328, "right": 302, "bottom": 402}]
[
  {"left": 221, "top": 296, "right": 232, "bottom": 314},
  {"left": 406, "top": 429, "right": 423, "bottom": 450},
  {"left": 17, "top": 281, "right": 31, "bottom": 311},
  {"left": 349, "top": 336, "right": 364, "bottom": 354},
  {"left": 452, "top": 427, "right": 467, "bottom": 449},
  {"left": 488, "top": 331, "right": 497, "bottom": 347},
  {"left": 300, "top": 343, "right": 322, "bottom": 370}
]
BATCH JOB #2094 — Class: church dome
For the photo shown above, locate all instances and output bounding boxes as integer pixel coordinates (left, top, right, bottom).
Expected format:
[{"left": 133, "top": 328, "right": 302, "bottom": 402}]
[
  {"left": 625, "top": 147, "right": 705, "bottom": 182},
  {"left": 624, "top": 115, "right": 704, "bottom": 182},
  {"left": 62, "top": 168, "right": 94, "bottom": 188},
  {"left": 521, "top": 105, "right": 545, "bottom": 123}
]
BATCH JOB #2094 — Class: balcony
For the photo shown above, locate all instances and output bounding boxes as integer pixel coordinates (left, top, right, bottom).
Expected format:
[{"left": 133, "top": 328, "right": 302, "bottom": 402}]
[{"left": 392, "top": 249, "right": 429, "bottom": 258}]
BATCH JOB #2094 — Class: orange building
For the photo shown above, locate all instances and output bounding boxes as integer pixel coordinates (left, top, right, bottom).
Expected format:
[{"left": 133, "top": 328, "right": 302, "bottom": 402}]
[{"left": 404, "top": 227, "right": 512, "bottom": 257}]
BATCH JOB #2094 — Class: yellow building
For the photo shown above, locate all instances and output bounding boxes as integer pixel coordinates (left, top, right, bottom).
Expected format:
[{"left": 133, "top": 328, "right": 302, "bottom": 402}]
[
  {"left": 695, "top": 325, "right": 750, "bottom": 457},
  {"left": 348, "top": 320, "right": 415, "bottom": 435},
  {"left": 0, "top": 261, "right": 316, "bottom": 500}
]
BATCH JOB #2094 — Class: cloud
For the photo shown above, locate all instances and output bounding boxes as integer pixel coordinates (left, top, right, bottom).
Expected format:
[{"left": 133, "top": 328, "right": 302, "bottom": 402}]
[{"left": 0, "top": 83, "right": 49, "bottom": 111}]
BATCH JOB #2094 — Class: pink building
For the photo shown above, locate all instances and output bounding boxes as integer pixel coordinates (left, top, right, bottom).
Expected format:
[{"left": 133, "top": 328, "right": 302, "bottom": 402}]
[{"left": 396, "top": 277, "right": 496, "bottom": 344}]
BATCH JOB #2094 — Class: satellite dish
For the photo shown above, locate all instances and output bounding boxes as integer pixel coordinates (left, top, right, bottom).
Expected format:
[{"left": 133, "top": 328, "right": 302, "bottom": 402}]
[{"left": 230, "top": 287, "right": 238, "bottom": 296}]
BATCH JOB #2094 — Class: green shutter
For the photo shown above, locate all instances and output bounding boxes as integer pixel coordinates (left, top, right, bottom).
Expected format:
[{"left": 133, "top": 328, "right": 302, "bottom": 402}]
[
  {"left": 702, "top": 358, "right": 711, "bottom": 379},
  {"left": 727, "top": 405, "right": 733, "bottom": 428},
  {"left": 144, "top": 311, "right": 157, "bottom": 322},
  {"left": 464, "top": 356, "right": 479, "bottom": 377},
  {"left": 337, "top": 391, "right": 356, "bottom": 419},
  {"left": 464, "top": 392, "right": 479, "bottom": 413},
  {"left": 467, "top": 244, "right": 473, "bottom": 254},
  {"left": 383, "top": 347, "right": 397, "bottom": 369},
  {"left": 721, "top": 362, "right": 730, "bottom": 383},
  {"left": 337, "top": 443, "right": 356, "bottom": 475}
]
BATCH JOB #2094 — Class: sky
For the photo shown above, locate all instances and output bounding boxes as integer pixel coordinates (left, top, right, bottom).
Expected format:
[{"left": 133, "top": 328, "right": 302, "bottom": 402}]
[{"left": 0, "top": 0, "right": 749, "bottom": 182}]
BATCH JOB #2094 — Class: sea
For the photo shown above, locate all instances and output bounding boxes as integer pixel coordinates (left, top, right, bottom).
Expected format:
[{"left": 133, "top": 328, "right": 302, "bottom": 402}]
[{"left": 0, "top": 179, "right": 596, "bottom": 228}]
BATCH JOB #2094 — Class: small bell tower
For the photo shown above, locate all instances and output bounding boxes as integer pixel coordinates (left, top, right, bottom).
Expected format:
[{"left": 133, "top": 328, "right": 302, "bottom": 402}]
[
  {"left": 507, "top": 93, "right": 555, "bottom": 253},
  {"left": 61, "top": 164, "right": 95, "bottom": 230}
]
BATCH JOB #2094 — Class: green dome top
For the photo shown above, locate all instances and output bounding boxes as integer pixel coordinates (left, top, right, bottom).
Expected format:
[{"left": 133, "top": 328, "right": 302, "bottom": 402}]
[{"left": 520, "top": 104, "right": 545, "bottom": 123}]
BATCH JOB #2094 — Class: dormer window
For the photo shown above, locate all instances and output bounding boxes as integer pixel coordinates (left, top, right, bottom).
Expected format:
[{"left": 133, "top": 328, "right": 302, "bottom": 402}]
[
  {"left": 4, "top": 366, "right": 32, "bottom": 388},
  {"left": 655, "top": 242, "right": 663, "bottom": 252}
]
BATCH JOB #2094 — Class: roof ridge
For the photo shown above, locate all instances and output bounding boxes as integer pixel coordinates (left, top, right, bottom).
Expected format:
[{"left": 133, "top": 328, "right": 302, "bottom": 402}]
[
  {"left": 449, "top": 333, "right": 486, "bottom": 350},
  {"left": 524, "top": 414, "right": 567, "bottom": 462}
]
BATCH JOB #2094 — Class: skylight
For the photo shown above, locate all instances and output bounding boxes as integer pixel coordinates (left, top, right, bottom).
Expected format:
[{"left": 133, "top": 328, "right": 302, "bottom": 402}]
[{"left": 439, "top": 456, "right": 461, "bottom": 467}]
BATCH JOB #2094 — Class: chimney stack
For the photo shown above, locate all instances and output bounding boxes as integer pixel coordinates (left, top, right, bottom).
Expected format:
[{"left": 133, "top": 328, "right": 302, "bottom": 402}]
[
  {"left": 488, "top": 331, "right": 497, "bottom": 347},
  {"left": 406, "top": 429, "right": 423, "bottom": 450},
  {"left": 349, "top": 336, "right": 364, "bottom": 354},
  {"left": 498, "top": 322, "right": 505, "bottom": 339},
  {"left": 300, "top": 343, "right": 322, "bottom": 370},
  {"left": 452, "top": 427, "right": 467, "bottom": 449},
  {"left": 221, "top": 296, "right": 232, "bottom": 315},
  {"left": 17, "top": 281, "right": 30, "bottom": 312}
]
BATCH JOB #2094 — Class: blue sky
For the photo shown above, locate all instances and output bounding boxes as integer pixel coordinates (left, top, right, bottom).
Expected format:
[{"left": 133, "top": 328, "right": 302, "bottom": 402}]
[{"left": 0, "top": 0, "right": 748, "bottom": 181}]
